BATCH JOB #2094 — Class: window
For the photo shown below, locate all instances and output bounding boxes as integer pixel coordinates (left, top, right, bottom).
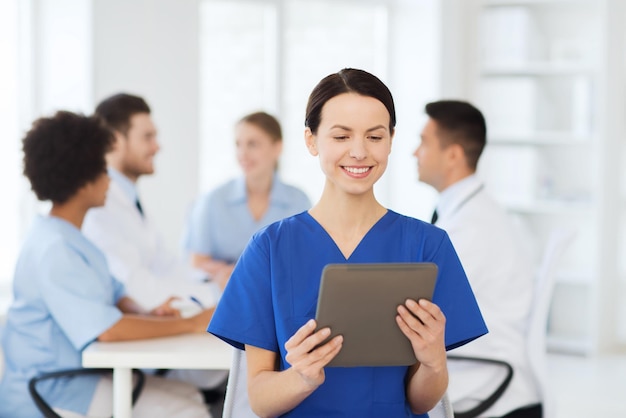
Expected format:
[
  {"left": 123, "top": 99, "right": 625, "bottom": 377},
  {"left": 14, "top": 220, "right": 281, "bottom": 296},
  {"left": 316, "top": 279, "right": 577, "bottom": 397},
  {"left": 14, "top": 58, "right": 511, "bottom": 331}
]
[
  {"left": 0, "top": 0, "right": 93, "bottom": 313},
  {"left": 199, "top": 0, "right": 441, "bottom": 217},
  {"left": 0, "top": 0, "right": 22, "bottom": 299},
  {"left": 198, "top": 0, "right": 279, "bottom": 192}
]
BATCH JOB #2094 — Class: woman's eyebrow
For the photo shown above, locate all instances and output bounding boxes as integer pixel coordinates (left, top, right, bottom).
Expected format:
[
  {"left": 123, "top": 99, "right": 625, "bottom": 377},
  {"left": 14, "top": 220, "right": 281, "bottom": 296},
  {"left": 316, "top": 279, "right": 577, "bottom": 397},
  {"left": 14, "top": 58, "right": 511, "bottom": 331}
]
[
  {"left": 366, "top": 125, "right": 387, "bottom": 132},
  {"left": 329, "top": 124, "right": 387, "bottom": 132}
]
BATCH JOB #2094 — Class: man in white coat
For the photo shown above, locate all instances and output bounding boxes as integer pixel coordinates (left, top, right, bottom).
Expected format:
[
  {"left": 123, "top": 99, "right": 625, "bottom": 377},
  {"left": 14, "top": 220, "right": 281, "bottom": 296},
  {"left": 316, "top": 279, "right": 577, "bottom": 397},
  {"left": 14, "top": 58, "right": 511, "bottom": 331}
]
[
  {"left": 83, "top": 93, "right": 227, "bottom": 398},
  {"left": 414, "top": 100, "right": 541, "bottom": 418}
]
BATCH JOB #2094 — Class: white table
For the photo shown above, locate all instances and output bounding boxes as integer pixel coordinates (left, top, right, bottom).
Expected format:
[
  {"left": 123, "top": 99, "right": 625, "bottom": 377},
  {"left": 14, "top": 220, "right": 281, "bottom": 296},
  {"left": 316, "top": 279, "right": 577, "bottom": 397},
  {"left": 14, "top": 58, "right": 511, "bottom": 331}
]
[{"left": 82, "top": 333, "right": 232, "bottom": 418}]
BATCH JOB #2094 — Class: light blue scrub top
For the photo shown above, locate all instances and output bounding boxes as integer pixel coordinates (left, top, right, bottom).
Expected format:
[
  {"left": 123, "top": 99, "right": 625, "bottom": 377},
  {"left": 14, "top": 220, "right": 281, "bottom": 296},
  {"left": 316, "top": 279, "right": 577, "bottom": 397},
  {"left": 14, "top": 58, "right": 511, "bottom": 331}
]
[
  {"left": 0, "top": 216, "right": 125, "bottom": 417},
  {"left": 209, "top": 210, "right": 488, "bottom": 418},
  {"left": 183, "top": 176, "right": 311, "bottom": 264}
]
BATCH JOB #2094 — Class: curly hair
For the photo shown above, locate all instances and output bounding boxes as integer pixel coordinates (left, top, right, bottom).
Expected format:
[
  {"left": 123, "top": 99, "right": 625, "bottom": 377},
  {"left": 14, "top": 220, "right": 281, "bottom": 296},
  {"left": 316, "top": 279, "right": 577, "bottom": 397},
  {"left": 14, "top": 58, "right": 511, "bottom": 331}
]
[{"left": 22, "top": 111, "right": 114, "bottom": 204}]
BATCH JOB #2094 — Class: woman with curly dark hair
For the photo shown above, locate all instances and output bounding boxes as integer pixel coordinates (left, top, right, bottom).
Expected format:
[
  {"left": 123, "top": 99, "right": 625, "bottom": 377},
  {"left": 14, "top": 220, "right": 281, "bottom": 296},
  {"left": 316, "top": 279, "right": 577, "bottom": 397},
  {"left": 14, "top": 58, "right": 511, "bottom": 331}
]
[{"left": 0, "top": 111, "right": 213, "bottom": 417}]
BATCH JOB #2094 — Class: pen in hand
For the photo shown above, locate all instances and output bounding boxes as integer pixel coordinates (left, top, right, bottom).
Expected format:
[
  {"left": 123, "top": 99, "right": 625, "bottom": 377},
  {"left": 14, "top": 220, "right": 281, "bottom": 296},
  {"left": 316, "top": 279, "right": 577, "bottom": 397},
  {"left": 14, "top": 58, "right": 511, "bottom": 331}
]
[{"left": 189, "top": 296, "right": 204, "bottom": 309}]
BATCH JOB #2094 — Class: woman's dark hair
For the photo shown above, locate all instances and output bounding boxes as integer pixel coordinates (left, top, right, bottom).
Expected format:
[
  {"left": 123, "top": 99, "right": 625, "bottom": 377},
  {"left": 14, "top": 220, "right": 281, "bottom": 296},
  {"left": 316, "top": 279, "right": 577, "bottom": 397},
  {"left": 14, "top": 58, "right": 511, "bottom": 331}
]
[
  {"left": 95, "top": 93, "right": 151, "bottom": 135},
  {"left": 425, "top": 100, "right": 487, "bottom": 171},
  {"left": 238, "top": 111, "right": 282, "bottom": 143},
  {"left": 305, "top": 68, "right": 396, "bottom": 135},
  {"left": 22, "top": 111, "right": 114, "bottom": 204}
]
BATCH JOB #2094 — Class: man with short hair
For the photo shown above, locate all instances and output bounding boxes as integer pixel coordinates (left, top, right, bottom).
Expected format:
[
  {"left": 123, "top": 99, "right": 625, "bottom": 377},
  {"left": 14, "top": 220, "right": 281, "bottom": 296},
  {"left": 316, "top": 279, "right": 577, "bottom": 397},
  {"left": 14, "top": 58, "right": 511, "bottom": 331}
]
[
  {"left": 83, "top": 93, "right": 227, "bottom": 395},
  {"left": 414, "top": 100, "right": 542, "bottom": 418},
  {"left": 83, "top": 93, "right": 219, "bottom": 310}
]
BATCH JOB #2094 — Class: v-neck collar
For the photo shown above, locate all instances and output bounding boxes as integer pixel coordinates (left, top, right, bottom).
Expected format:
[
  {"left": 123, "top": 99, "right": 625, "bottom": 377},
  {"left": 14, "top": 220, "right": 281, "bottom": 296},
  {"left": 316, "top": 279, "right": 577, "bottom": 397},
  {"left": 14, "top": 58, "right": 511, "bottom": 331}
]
[{"left": 301, "top": 210, "right": 393, "bottom": 261}]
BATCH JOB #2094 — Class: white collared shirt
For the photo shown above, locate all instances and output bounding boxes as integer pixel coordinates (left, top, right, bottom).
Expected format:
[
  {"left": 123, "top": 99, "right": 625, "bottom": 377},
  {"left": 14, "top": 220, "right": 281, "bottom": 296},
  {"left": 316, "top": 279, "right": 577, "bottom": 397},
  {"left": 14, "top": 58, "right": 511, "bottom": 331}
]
[
  {"left": 83, "top": 172, "right": 219, "bottom": 310},
  {"left": 436, "top": 175, "right": 541, "bottom": 416}
]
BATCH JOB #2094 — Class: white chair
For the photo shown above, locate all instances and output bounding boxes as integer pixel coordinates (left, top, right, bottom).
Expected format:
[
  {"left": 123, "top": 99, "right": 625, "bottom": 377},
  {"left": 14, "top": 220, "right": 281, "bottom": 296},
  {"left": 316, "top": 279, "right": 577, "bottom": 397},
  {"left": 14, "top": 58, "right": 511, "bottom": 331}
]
[
  {"left": 0, "top": 319, "right": 5, "bottom": 381},
  {"left": 526, "top": 228, "right": 576, "bottom": 418},
  {"left": 222, "top": 349, "right": 257, "bottom": 418},
  {"left": 429, "top": 391, "right": 455, "bottom": 418},
  {"left": 447, "top": 228, "right": 575, "bottom": 418},
  {"left": 223, "top": 348, "right": 455, "bottom": 417}
]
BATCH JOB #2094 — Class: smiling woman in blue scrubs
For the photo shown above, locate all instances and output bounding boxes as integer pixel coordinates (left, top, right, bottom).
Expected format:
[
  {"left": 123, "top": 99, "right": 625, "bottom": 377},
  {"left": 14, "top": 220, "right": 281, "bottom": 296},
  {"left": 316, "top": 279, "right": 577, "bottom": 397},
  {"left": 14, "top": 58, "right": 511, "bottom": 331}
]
[
  {"left": 208, "top": 68, "right": 488, "bottom": 418},
  {"left": 0, "top": 111, "right": 213, "bottom": 418}
]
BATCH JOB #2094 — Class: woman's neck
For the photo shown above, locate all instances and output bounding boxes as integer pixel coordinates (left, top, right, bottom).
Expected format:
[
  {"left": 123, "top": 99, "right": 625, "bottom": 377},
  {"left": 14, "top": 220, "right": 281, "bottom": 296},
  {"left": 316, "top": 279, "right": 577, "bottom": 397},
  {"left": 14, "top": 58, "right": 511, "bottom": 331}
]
[
  {"left": 246, "top": 172, "right": 273, "bottom": 196},
  {"left": 49, "top": 201, "right": 88, "bottom": 229},
  {"left": 310, "top": 188, "right": 386, "bottom": 259},
  {"left": 246, "top": 172, "right": 274, "bottom": 221},
  {"left": 311, "top": 186, "right": 386, "bottom": 233}
]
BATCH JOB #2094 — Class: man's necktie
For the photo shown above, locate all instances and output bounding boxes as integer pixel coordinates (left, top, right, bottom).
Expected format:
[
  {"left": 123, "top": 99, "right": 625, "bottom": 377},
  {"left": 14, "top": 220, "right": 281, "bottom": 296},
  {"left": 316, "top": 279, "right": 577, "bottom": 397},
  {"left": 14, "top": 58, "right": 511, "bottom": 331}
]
[
  {"left": 430, "top": 209, "right": 438, "bottom": 224},
  {"left": 135, "top": 199, "right": 144, "bottom": 217}
]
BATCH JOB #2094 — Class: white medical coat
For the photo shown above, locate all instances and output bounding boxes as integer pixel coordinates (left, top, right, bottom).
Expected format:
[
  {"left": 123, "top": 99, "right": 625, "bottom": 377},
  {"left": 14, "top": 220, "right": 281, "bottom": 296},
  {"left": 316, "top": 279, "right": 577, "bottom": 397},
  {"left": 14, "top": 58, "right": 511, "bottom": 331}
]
[
  {"left": 83, "top": 177, "right": 218, "bottom": 311},
  {"left": 435, "top": 175, "right": 540, "bottom": 417}
]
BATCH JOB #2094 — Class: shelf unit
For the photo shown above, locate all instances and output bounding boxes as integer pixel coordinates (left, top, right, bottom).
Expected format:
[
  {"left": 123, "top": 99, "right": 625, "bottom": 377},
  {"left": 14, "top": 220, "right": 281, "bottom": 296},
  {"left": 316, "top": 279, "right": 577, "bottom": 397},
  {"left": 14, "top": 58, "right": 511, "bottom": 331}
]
[{"left": 441, "top": 0, "right": 626, "bottom": 354}]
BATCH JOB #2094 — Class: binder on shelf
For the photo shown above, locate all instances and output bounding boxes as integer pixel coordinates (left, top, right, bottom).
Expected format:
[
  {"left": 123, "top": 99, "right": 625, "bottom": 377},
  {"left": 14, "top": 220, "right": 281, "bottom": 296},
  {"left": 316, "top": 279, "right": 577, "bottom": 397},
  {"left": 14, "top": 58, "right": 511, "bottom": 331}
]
[
  {"left": 480, "top": 6, "right": 535, "bottom": 67},
  {"left": 479, "top": 77, "right": 536, "bottom": 138}
]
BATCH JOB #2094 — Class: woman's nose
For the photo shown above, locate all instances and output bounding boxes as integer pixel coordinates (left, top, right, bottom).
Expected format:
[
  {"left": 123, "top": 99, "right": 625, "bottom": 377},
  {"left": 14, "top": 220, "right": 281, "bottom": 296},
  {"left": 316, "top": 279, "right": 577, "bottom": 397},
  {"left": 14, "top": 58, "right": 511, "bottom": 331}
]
[{"left": 349, "top": 138, "right": 367, "bottom": 160}]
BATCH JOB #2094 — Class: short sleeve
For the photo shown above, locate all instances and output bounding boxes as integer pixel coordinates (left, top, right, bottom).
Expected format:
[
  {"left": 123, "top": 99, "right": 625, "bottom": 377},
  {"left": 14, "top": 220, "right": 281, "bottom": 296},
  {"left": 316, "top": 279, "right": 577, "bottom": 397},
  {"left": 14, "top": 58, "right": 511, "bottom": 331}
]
[
  {"left": 40, "top": 243, "right": 123, "bottom": 350},
  {"left": 112, "top": 276, "right": 126, "bottom": 304},
  {"left": 208, "top": 234, "right": 277, "bottom": 352},
  {"left": 428, "top": 231, "right": 488, "bottom": 351}
]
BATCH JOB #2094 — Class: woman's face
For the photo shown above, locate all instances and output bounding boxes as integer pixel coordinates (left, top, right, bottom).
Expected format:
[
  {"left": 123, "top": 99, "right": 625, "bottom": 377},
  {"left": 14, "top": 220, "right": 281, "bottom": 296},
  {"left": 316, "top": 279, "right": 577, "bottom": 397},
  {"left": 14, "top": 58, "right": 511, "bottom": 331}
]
[
  {"left": 235, "top": 122, "right": 282, "bottom": 179},
  {"left": 305, "top": 92, "right": 393, "bottom": 196}
]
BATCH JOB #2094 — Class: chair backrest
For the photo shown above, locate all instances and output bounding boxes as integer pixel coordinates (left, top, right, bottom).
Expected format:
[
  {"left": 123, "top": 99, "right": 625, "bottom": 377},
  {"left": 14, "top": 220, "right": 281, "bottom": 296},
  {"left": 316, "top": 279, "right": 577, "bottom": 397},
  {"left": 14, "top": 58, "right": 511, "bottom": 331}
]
[
  {"left": 222, "top": 348, "right": 257, "bottom": 418},
  {"left": 428, "top": 391, "right": 455, "bottom": 418},
  {"left": 0, "top": 320, "right": 4, "bottom": 381},
  {"left": 224, "top": 349, "right": 455, "bottom": 418},
  {"left": 526, "top": 228, "right": 576, "bottom": 418}
]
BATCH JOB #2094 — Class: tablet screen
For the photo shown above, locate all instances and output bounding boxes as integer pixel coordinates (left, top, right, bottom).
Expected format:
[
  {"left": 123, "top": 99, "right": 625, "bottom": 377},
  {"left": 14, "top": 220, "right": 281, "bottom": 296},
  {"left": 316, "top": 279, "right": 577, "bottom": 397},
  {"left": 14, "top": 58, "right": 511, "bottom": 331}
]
[{"left": 314, "top": 262, "right": 438, "bottom": 367}]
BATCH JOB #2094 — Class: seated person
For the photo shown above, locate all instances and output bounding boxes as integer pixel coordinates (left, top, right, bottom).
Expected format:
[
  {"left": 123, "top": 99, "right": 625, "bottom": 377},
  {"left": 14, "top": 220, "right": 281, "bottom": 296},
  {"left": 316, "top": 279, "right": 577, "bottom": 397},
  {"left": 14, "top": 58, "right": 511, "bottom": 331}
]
[
  {"left": 183, "top": 111, "right": 311, "bottom": 289},
  {"left": 414, "top": 100, "right": 541, "bottom": 417},
  {"left": 82, "top": 93, "right": 226, "bottom": 391},
  {"left": 0, "top": 111, "right": 213, "bottom": 418},
  {"left": 83, "top": 93, "right": 219, "bottom": 311}
]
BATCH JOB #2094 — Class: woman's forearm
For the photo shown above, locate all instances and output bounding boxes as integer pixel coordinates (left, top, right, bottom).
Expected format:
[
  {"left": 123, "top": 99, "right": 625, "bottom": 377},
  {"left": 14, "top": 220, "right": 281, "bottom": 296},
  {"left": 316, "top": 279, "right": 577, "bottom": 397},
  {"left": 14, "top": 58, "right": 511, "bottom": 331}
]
[
  {"left": 98, "top": 308, "right": 213, "bottom": 342},
  {"left": 246, "top": 345, "right": 318, "bottom": 418},
  {"left": 406, "top": 362, "right": 449, "bottom": 414},
  {"left": 248, "top": 367, "right": 317, "bottom": 418}
]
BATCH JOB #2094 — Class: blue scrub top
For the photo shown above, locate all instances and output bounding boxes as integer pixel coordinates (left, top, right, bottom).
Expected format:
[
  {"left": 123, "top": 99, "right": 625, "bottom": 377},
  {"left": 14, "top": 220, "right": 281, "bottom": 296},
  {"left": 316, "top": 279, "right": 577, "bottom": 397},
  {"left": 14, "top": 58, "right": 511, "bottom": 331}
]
[
  {"left": 209, "top": 210, "right": 488, "bottom": 418},
  {"left": 0, "top": 216, "right": 125, "bottom": 417},
  {"left": 183, "top": 175, "right": 311, "bottom": 264}
]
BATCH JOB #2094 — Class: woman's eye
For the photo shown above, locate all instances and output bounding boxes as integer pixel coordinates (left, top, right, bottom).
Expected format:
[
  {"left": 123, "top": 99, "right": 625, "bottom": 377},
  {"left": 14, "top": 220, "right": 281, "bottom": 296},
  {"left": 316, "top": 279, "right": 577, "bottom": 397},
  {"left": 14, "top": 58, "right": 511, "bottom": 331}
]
[
  {"left": 369, "top": 136, "right": 383, "bottom": 141},
  {"left": 334, "top": 136, "right": 349, "bottom": 141}
]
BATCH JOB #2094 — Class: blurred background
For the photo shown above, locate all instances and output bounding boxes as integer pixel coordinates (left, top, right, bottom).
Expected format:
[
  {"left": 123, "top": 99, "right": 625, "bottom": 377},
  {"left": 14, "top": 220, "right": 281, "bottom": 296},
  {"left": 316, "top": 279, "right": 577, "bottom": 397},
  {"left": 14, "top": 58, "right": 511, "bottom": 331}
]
[{"left": 1, "top": 0, "right": 625, "bottom": 362}]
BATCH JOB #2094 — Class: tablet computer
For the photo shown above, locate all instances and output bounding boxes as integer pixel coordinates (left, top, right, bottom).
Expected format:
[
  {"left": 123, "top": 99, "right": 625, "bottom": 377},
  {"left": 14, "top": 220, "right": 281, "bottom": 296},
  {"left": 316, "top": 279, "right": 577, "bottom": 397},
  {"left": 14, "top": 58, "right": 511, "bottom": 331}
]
[{"left": 314, "top": 262, "right": 438, "bottom": 367}]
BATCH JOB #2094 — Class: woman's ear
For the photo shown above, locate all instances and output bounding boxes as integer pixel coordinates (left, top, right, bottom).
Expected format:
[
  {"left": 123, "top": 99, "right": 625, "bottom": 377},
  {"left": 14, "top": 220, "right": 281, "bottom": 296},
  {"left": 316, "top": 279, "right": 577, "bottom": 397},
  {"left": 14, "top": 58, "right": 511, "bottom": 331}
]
[{"left": 305, "top": 128, "right": 318, "bottom": 156}]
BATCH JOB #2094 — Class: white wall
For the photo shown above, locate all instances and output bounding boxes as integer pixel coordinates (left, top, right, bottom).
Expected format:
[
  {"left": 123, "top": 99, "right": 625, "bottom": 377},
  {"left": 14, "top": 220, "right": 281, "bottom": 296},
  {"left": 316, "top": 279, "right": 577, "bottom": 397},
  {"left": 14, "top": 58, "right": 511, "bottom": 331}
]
[
  {"left": 93, "top": 0, "right": 200, "bottom": 250},
  {"left": 385, "top": 0, "right": 440, "bottom": 220}
]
